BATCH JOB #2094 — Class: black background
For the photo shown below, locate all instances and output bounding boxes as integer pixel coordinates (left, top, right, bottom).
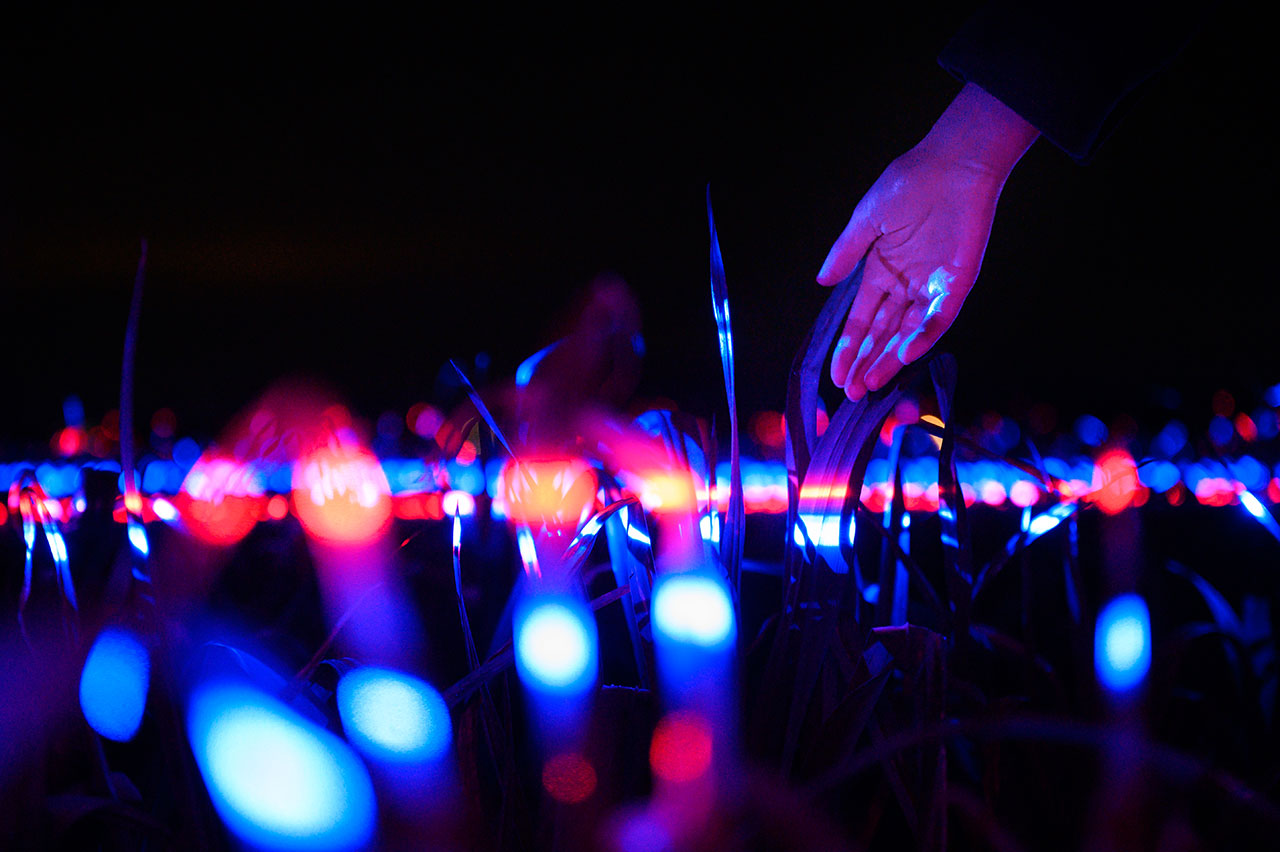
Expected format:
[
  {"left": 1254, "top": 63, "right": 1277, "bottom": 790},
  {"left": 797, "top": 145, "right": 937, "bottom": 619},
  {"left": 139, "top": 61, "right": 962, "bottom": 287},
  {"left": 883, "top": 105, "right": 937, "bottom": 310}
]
[{"left": 2, "top": 5, "right": 1275, "bottom": 446}]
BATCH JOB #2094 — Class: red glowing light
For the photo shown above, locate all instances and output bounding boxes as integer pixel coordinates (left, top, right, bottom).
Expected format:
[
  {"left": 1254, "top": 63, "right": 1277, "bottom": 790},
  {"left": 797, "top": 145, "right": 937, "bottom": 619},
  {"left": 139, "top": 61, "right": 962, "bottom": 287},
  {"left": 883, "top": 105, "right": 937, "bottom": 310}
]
[
  {"left": 151, "top": 408, "right": 177, "bottom": 438},
  {"left": 1235, "top": 413, "right": 1258, "bottom": 442},
  {"left": 504, "top": 458, "right": 599, "bottom": 527},
  {"left": 815, "top": 408, "right": 829, "bottom": 436},
  {"left": 177, "top": 454, "right": 265, "bottom": 546},
  {"left": 456, "top": 440, "right": 478, "bottom": 466},
  {"left": 1092, "top": 449, "right": 1143, "bottom": 515},
  {"left": 1167, "top": 483, "right": 1185, "bottom": 506},
  {"left": 1211, "top": 389, "right": 1235, "bottom": 418},
  {"left": 749, "top": 411, "right": 785, "bottom": 449},
  {"left": 407, "top": 403, "right": 444, "bottom": 439},
  {"left": 56, "top": 426, "right": 85, "bottom": 456},
  {"left": 650, "top": 711, "right": 713, "bottom": 783},
  {"left": 541, "top": 751, "right": 597, "bottom": 804},
  {"left": 1269, "top": 479, "right": 1280, "bottom": 505},
  {"left": 0, "top": 504, "right": 7, "bottom": 525},
  {"left": 266, "top": 494, "right": 289, "bottom": 520},
  {"left": 292, "top": 444, "right": 393, "bottom": 545}
]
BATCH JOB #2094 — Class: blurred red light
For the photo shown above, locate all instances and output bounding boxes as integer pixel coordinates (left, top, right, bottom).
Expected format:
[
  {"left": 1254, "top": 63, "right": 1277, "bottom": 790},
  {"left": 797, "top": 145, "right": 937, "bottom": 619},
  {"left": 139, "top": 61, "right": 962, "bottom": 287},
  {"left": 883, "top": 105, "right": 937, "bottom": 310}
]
[
  {"left": 542, "top": 751, "right": 597, "bottom": 804},
  {"left": 1093, "top": 449, "right": 1143, "bottom": 515},
  {"left": 177, "top": 454, "right": 264, "bottom": 546},
  {"left": 650, "top": 711, "right": 713, "bottom": 783}
]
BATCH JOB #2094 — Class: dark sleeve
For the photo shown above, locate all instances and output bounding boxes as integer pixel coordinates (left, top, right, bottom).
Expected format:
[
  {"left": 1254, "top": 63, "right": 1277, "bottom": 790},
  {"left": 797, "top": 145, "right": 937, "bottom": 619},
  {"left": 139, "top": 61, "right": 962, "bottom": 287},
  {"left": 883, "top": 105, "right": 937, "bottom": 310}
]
[{"left": 938, "top": 3, "right": 1207, "bottom": 163}]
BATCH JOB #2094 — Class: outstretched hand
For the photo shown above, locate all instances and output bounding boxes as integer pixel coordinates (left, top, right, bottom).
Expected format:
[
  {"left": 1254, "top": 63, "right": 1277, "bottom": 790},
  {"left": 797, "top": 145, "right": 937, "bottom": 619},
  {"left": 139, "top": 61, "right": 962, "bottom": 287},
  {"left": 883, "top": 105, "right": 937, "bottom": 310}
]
[{"left": 818, "top": 83, "right": 1039, "bottom": 401}]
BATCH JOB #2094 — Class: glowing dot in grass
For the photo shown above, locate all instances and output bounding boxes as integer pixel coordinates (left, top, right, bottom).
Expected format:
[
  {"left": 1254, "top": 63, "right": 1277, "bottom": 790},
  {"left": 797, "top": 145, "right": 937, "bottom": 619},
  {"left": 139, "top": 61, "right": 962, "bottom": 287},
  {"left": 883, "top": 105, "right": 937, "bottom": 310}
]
[
  {"left": 187, "top": 682, "right": 375, "bottom": 851},
  {"left": 862, "top": 583, "right": 880, "bottom": 605},
  {"left": 542, "top": 751, "right": 597, "bottom": 803},
  {"left": 650, "top": 711, "right": 713, "bottom": 783},
  {"left": 336, "top": 667, "right": 451, "bottom": 765},
  {"left": 292, "top": 444, "right": 392, "bottom": 545},
  {"left": 515, "top": 597, "right": 597, "bottom": 696},
  {"left": 152, "top": 497, "right": 178, "bottom": 522},
  {"left": 80, "top": 628, "right": 150, "bottom": 742},
  {"left": 442, "top": 489, "right": 475, "bottom": 518},
  {"left": 652, "top": 572, "right": 736, "bottom": 650},
  {"left": 1094, "top": 594, "right": 1151, "bottom": 693},
  {"left": 1240, "top": 491, "right": 1268, "bottom": 520},
  {"left": 127, "top": 520, "right": 149, "bottom": 557},
  {"left": 1009, "top": 480, "right": 1039, "bottom": 508}
]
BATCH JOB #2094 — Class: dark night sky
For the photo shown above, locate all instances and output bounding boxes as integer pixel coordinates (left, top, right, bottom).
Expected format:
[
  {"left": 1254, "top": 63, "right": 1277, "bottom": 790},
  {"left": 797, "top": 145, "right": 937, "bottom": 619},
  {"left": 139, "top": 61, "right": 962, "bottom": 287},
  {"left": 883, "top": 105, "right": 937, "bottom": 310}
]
[{"left": 2, "top": 6, "right": 1275, "bottom": 446}]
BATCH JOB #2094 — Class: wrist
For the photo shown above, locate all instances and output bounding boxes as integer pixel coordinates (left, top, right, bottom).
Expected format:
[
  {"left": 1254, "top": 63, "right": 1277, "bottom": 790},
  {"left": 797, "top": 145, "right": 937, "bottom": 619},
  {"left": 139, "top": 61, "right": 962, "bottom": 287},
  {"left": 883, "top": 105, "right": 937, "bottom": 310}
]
[{"left": 918, "top": 83, "right": 1040, "bottom": 179}]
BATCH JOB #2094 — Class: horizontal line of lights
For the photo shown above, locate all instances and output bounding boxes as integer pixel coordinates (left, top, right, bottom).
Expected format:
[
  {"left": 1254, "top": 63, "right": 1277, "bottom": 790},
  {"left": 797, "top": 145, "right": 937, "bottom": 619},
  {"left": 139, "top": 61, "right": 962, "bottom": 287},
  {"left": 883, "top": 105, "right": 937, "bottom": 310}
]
[{"left": 2, "top": 451, "right": 1277, "bottom": 533}]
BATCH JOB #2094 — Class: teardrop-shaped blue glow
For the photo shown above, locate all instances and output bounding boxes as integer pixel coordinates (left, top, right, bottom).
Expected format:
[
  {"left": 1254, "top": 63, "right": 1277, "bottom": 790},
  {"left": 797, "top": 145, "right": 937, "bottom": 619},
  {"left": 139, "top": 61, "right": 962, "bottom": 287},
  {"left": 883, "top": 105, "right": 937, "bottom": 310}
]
[
  {"left": 80, "top": 628, "right": 150, "bottom": 742},
  {"left": 187, "top": 682, "right": 376, "bottom": 851},
  {"left": 337, "top": 666, "right": 452, "bottom": 765}
]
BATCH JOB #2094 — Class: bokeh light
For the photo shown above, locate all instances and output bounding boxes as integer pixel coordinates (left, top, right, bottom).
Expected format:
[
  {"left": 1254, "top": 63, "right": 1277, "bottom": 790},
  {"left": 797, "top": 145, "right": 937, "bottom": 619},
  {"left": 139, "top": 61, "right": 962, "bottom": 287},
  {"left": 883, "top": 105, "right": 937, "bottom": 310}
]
[
  {"left": 336, "top": 666, "right": 452, "bottom": 765},
  {"left": 649, "top": 711, "right": 713, "bottom": 783},
  {"left": 292, "top": 443, "right": 392, "bottom": 545},
  {"left": 80, "top": 628, "right": 150, "bottom": 742},
  {"left": 514, "top": 596, "right": 598, "bottom": 697},
  {"left": 1094, "top": 594, "right": 1152, "bottom": 693},
  {"left": 541, "top": 751, "right": 597, "bottom": 804},
  {"left": 651, "top": 572, "right": 736, "bottom": 651},
  {"left": 187, "top": 682, "right": 376, "bottom": 852}
]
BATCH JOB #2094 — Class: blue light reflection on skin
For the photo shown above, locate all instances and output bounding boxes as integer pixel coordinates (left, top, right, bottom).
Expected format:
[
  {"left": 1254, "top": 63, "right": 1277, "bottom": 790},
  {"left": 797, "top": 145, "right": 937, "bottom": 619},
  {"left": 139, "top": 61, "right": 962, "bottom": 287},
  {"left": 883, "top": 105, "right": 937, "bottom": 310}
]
[
  {"left": 337, "top": 667, "right": 452, "bottom": 766},
  {"left": 514, "top": 596, "right": 598, "bottom": 697},
  {"left": 1094, "top": 594, "right": 1152, "bottom": 693},
  {"left": 80, "top": 628, "right": 150, "bottom": 742},
  {"left": 187, "top": 682, "right": 376, "bottom": 852}
]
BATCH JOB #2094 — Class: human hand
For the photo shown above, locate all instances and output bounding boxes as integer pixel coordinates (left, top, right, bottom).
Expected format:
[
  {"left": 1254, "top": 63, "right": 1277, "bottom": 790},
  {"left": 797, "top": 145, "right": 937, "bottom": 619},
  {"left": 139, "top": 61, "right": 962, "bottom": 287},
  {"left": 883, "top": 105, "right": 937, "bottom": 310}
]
[{"left": 818, "top": 83, "right": 1038, "bottom": 401}]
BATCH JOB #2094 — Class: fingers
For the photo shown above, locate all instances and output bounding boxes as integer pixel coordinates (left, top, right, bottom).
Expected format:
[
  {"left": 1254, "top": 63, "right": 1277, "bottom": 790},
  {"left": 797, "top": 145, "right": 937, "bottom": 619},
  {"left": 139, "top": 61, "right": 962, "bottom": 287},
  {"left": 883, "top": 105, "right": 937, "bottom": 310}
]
[
  {"left": 817, "top": 203, "right": 878, "bottom": 286},
  {"left": 834, "top": 249, "right": 912, "bottom": 399}
]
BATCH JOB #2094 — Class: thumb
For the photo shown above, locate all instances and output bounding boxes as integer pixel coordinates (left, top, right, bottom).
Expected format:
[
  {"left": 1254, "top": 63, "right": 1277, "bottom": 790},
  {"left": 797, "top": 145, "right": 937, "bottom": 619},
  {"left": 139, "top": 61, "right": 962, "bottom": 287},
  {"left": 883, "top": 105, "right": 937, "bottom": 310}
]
[{"left": 817, "top": 203, "right": 878, "bottom": 286}]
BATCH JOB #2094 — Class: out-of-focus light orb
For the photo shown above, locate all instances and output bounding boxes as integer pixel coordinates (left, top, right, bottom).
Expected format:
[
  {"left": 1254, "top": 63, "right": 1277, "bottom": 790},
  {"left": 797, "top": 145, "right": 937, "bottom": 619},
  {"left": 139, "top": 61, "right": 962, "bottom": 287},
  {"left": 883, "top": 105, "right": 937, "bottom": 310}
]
[
  {"left": 649, "top": 711, "right": 713, "bottom": 783},
  {"left": 151, "top": 496, "right": 178, "bottom": 522},
  {"left": 541, "top": 751, "right": 597, "bottom": 804},
  {"left": 292, "top": 444, "right": 392, "bottom": 545},
  {"left": 1095, "top": 594, "right": 1151, "bottom": 693},
  {"left": 1092, "top": 449, "right": 1142, "bottom": 515},
  {"left": 80, "top": 628, "right": 150, "bottom": 742},
  {"left": 178, "top": 454, "right": 265, "bottom": 546},
  {"left": 336, "top": 666, "right": 451, "bottom": 765},
  {"left": 503, "top": 458, "right": 597, "bottom": 529},
  {"left": 187, "top": 682, "right": 376, "bottom": 852},
  {"left": 442, "top": 489, "right": 476, "bottom": 518},
  {"left": 652, "top": 572, "right": 736, "bottom": 650},
  {"left": 514, "top": 597, "right": 597, "bottom": 696}
]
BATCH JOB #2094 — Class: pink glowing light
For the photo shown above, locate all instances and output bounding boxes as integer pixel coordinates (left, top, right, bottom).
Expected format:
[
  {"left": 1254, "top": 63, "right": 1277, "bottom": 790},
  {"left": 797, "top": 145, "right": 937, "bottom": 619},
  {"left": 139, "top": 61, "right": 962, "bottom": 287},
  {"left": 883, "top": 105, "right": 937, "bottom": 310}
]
[{"left": 292, "top": 444, "right": 392, "bottom": 545}]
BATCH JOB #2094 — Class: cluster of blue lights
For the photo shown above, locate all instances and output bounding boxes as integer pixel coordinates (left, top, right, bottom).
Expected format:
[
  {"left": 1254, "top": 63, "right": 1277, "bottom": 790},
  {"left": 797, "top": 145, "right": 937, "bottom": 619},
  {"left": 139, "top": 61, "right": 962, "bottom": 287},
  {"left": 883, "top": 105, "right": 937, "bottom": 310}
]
[{"left": 514, "top": 596, "right": 598, "bottom": 697}]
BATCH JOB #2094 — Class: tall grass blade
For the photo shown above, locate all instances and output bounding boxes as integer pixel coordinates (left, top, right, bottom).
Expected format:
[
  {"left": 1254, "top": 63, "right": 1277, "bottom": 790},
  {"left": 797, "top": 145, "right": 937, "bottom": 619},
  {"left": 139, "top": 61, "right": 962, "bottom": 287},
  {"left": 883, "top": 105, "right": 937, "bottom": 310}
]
[{"left": 706, "top": 188, "right": 745, "bottom": 598}]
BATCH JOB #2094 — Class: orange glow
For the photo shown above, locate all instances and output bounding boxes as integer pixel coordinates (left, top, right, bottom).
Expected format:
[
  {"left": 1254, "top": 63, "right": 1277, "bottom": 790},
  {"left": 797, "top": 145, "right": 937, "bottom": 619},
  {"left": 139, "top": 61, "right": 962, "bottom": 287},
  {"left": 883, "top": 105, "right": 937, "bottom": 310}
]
[
  {"left": 541, "top": 751, "right": 597, "bottom": 804},
  {"left": 650, "top": 711, "right": 713, "bottom": 783},
  {"left": 292, "top": 444, "right": 393, "bottom": 545},
  {"left": 177, "top": 454, "right": 265, "bottom": 546},
  {"left": 1092, "top": 449, "right": 1144, "bottom": 515},
  {"left": 503, "top": 457, "right": 599, "bottom": 528},
  {"left": 1167, "top": 483, "right": 1185, "bottom": 506}
]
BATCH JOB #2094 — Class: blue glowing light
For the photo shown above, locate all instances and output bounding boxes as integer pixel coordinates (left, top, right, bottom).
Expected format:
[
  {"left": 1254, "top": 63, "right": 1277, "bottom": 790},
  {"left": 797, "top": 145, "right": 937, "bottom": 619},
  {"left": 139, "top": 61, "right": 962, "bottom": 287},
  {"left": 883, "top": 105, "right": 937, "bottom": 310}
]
[
  {"left": 514, "top": 597, "right": 597, "bottom": 696},
  {"left": 1208, "top": 415, "right": 1234, "bottom": 446},
  {"left": 862, "top": 583, "right": 880, "bottom": 605},
  {"left": 515, "top": 342, "right": 557, "bottom": 388},
  {"left": 792, "top": 512, "right": 850, "bottom": 549},
  {"left": 651, "top": 572, "right": 736, "bottom": 650},
  {"left": 80, "top": 628, "right": 150, "bottom": 742},
  {"left": 152, "top": 497, "right": 178, "bottom": 522},
  {"left": 187, "top": 682, "right": 376, "bottom": 851},
  {"left": 1074, "top": 415, "right": 1108, "bottom": 447},
  {"left": 1094, "top": 594, "right": 1151, "bottom": 693},
  {"left": 337, "top": 667, "right": 452, "bottom": 765},
  {"left": 1240, "top": 491, "right": 1268, "bottom": 520},
  {"left": 127, "top": 520, "right": 150, "bottom": 557}
]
